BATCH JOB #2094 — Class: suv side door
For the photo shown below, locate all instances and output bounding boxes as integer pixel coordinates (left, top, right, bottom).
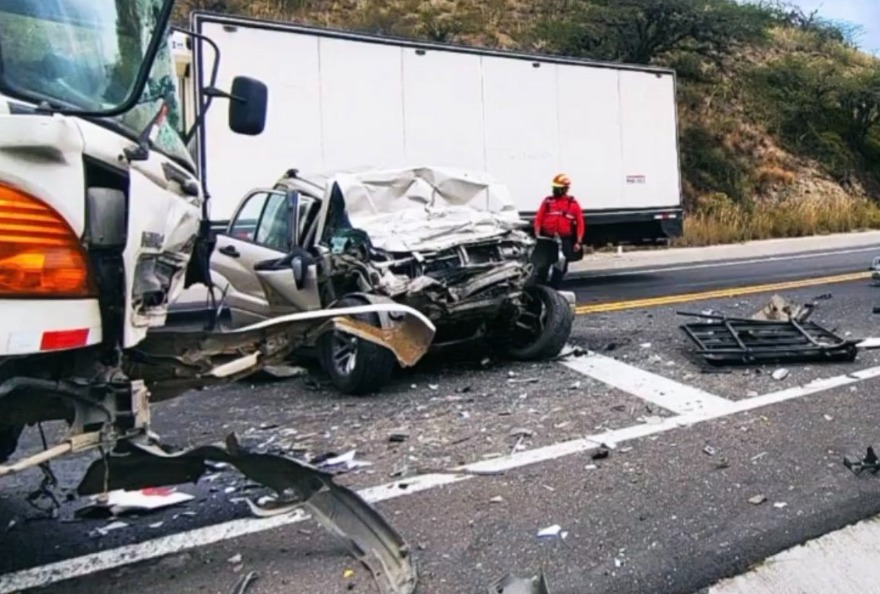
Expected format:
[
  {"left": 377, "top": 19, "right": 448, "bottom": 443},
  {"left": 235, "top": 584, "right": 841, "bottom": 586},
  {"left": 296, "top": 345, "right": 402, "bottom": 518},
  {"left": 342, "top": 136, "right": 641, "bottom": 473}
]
[{"left": 212, "top": 190, "right": 291, "bottom": 326}]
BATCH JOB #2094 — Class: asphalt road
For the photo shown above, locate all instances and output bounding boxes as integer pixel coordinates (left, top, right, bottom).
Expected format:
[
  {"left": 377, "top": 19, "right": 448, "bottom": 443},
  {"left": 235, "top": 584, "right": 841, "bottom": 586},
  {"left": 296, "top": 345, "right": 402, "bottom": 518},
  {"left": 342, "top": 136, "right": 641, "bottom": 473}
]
[
  {"left": 4, "top": 244, "right": 880, "bottom": 594},
  {"left": 565, "top": 244, "right": 880, "bottom": 304}
]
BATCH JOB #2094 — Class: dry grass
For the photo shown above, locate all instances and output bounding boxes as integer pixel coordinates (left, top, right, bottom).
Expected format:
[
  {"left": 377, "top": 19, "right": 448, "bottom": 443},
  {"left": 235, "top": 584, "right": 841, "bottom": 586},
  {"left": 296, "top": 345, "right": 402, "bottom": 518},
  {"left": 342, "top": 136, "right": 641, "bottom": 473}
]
[{"left": 678, "top": 193, "right": 880, "bottom": 246}]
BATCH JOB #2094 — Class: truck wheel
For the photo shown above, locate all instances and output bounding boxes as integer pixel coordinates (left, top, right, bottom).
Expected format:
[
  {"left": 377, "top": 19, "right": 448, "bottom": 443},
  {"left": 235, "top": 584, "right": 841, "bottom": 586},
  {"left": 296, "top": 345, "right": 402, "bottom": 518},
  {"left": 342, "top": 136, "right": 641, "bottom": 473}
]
[
  {"left": 318, "top": 296, "right": 397, "bottom": 395},
  {"left": 0, "top": 424, "right": 23, "bottom": 464},
  {"left": 504, "top": 285, "right": 574, "bottom": 361}
]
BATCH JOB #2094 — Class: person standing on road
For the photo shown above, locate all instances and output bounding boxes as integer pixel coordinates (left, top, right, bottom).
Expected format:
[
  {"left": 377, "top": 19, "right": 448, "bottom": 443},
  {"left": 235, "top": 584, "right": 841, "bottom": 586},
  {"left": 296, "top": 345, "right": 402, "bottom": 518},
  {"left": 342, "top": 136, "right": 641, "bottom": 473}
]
[{"left": 533, "top": 173, "right": 586, "bottom": 287}]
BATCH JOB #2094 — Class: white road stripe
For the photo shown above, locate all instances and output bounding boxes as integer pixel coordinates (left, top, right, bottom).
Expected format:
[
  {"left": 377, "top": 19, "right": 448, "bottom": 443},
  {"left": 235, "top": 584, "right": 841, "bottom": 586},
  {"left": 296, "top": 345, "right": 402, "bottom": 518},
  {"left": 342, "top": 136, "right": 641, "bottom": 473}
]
[
  {"left": 2, "top": 362, "right": 880, "bottom": 593},
  {"left": 708, "top": 516, "right": 880, "bottom": 593},
  {"left": 561, "top": 351, "right": 736, "bottom": 415},
  {"left": 577, "top": 245, "right": 880, "bottom": 278}
]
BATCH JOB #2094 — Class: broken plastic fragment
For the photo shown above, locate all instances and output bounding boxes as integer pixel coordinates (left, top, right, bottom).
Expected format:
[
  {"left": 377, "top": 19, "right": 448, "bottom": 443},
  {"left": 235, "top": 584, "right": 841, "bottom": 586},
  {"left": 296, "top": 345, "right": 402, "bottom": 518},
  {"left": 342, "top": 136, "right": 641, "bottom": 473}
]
[
  {"left": 772, "top": 369, "right": 790, "bottom": 381},
  {"left": 748, "top": 495, "right": 767, "bottom": 505},
  {"left": 318, "top": 450, "right": 372, "bottom": 472},
  {"left": 537, "top": 524, "right": 562, "bottom": 538}
]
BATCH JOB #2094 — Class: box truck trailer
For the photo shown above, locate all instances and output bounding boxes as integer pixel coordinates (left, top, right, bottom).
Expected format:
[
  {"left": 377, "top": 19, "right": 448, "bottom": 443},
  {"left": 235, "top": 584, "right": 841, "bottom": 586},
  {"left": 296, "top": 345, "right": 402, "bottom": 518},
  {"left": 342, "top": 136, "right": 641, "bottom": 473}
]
[{"left": 173, "top": 12, "right": 684, "bottom": 247}]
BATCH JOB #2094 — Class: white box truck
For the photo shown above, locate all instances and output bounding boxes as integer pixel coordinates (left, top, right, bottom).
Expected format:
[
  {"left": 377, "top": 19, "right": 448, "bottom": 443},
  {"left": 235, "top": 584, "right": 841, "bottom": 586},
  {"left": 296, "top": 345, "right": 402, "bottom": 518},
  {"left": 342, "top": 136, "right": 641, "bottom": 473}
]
[{"left": 174, "top": 11, "right": 684, "bottom": 246}]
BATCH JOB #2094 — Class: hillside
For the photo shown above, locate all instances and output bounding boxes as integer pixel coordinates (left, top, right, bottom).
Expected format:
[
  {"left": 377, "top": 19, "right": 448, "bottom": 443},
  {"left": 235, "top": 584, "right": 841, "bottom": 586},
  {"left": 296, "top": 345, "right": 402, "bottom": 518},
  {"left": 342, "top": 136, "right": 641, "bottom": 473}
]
[{"left": 176, "top": 0, "right": 880, "bottom": 246}]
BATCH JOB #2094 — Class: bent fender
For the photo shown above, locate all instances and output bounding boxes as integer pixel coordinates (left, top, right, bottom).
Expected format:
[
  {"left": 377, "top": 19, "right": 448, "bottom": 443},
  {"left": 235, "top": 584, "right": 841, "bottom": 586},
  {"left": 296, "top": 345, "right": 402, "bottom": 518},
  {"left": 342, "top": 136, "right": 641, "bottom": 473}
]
[{"left": 125, "top": 303, "right": 436, "bottom": 401}]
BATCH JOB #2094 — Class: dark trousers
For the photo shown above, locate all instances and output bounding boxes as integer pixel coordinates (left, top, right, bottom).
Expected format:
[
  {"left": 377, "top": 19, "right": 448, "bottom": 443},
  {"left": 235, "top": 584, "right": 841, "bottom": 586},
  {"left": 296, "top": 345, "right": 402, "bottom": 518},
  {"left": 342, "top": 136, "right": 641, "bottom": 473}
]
[{"left": 535, "top": 235, "right": 575, "bottom": 289}]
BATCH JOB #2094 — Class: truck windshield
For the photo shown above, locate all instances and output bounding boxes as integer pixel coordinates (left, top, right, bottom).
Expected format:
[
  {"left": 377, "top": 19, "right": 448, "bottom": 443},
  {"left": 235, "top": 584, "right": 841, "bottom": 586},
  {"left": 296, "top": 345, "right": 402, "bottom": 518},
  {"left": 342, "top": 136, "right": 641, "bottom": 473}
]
[{"left": 0, "top": 0, "right": 193, "bottom": 168}]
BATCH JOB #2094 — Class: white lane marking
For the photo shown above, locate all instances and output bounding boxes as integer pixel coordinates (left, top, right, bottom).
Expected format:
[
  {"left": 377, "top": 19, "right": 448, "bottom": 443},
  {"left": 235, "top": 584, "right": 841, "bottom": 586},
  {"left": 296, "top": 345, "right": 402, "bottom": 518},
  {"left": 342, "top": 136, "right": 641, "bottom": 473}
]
[
  {"left": 3, "top": 363, "right": 880, "bottom": 593},
  {"left": 577, "top": 245, "right": 880, "bottom": 278},
  {"left": 708, "top": 516, "right": 880, "bottom": 593},
  {"left": 561, "top": 351, "right": 736, "bottom": 415}
]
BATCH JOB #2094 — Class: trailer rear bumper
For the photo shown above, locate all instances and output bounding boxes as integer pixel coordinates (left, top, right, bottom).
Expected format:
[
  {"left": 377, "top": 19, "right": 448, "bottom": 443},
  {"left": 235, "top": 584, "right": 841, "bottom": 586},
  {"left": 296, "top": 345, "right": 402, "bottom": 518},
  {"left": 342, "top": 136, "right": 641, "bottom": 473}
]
[{"left": 520, "top": 206, "right": 683, "bottom": 245}]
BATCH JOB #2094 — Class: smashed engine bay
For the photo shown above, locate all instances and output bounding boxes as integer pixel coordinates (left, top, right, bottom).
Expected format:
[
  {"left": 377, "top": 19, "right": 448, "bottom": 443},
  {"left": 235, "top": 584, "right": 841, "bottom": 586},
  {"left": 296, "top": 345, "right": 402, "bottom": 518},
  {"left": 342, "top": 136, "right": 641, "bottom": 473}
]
[{"left": 315, "top": 167, "right": 539, "bottom": 340}]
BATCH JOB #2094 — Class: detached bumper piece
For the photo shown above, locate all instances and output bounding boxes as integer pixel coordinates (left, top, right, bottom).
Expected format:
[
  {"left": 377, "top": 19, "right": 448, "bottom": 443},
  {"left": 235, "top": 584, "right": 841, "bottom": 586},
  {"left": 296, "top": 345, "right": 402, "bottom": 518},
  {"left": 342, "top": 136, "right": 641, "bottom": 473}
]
[
  {"left": 77, "top": 434, "right": 417, "bottom": 594},
  {"left": 677, "top": 311, "right": 859, "bottom": 365}
]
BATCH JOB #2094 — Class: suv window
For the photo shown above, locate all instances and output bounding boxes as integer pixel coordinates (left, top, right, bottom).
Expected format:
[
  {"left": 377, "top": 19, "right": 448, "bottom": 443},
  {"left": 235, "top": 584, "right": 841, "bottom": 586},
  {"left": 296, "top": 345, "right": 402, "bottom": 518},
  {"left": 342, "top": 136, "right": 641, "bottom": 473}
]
[
  {"left": 228, "top": 192, "right": 269, "bottom": 241},
  {"left": 255, "top": 193, "right": 291, "bottom": 252}
]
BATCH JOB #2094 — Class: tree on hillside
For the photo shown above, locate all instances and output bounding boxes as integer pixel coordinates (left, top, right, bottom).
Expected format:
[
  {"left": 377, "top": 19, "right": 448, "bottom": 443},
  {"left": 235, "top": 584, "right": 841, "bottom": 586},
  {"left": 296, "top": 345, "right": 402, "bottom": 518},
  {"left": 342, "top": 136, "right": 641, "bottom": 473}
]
[
  {"left": 535, "top": 0, "right": 778, "bottom": 65},
  {"left": 837, "top": 67, "right": 880, "bottom": 151}
]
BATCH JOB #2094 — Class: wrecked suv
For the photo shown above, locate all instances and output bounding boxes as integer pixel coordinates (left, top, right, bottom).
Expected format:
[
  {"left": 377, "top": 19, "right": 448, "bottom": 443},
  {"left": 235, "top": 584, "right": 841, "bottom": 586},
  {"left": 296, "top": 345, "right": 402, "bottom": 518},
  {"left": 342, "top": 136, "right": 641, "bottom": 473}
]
[{"left": 206, "top": 166, "right": 576, "bottom": 394}]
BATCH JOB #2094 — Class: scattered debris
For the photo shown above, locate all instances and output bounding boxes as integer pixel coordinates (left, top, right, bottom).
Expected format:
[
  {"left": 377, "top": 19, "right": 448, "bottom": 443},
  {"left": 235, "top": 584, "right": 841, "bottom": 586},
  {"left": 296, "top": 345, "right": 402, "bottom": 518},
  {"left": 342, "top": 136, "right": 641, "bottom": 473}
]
[
  {"left": 824, "top": 414, "right": 834, "bottom": 422},
  {"left": 231, "top": 570, "right": 259, "bottom": 594},
  {"left": 703, "top": 445, "right": 717, "bottom": 457},
  {"left": 490, "top": 496, "right": 505, "bottom": 504},
  {"left": 228, "top": 553, "right": 243, "bottom": 565},
  {"left": 752, "top": 294, "right": 811, "bottom": 322},
  {"left": 569, "top": 381, "right": 582, "bottom": 390},
  {"left": 77, "top": 486, "right": 194, "bottom": 518},
  {"left": 509, "top": 428, "right": 534, "bottom": 439},
  {"left": 261, "top": 364, "right": 307, "bottom": 379},
  {"left": 486, "top": 571, "right": 551, "bottom": 594},
  {"left": 389, "top": 431, "right": 410, "bottom": 443},
  {"left": 677, "top": 309, "right": 858, "bottom": 366},
  {"left": 76, "top": 433, "right": 418, "bottom": 594},
  {"left": 772, "top": 369, "right": 790, "bottom": 381},
  {"left": 748, "top": 495, "right": 767, "bottom": 505},
  {"left": 591, "top": 447, "right": 610, "bottom": 460},
  {"left": 536, "top": 524, "right": 566, "bottom": 539},
  {"left": 774, "top": 502, "right": 788, "bottom": 509},
  {"left": 844, "top": 446, "right": 880, "bottom": 475},
  {"left": 585, "top": 464, "right": 598, "bottom": 470},
  {"left": 343, "top": 568, "right": 356, "bottom": 579},
  {"left": 315, "top": 450, "right": 372, "bottom": 473},
  {"left": 89, "top": 520, "right": 129, "bottom": 538},
  {"left": 751, "top": 452, "right": 768, "bottom": 462}
]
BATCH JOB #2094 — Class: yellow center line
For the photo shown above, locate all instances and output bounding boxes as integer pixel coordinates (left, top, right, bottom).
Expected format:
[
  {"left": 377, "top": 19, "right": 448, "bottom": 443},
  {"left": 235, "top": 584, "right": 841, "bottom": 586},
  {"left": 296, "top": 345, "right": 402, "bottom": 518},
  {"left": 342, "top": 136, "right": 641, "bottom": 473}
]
[{"left": 575, "top": 271, "right": 871, "bottom": 315}]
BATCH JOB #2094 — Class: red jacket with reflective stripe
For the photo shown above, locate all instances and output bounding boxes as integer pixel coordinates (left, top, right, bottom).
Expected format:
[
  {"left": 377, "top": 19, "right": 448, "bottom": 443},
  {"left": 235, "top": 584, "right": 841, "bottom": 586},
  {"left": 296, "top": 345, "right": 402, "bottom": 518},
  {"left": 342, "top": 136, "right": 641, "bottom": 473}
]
[{"left": 534, "top": 195, "right": 585, "bottom": 240}]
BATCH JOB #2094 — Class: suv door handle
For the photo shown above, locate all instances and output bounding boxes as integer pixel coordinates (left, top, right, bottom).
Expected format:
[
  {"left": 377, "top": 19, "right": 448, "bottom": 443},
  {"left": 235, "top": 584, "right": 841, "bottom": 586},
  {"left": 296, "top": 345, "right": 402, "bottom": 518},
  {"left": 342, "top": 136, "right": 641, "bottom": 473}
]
[{"left": 218, "top": 244, "right": 240, "bottom": 258}]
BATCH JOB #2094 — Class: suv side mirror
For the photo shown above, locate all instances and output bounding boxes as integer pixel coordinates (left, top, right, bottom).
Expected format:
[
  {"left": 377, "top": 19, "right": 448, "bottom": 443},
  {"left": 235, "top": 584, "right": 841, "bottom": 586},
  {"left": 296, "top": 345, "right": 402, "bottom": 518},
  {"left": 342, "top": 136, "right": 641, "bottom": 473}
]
[{"left": 228, "top": 76, "right": 267, "bottom": 136}]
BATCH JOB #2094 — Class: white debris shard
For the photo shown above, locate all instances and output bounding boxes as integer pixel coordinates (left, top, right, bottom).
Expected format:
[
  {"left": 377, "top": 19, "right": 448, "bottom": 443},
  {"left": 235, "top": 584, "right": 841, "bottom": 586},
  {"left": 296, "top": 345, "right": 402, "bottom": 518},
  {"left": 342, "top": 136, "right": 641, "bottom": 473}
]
[
  {"left": 772, "top": 369, "right": 790, "bottom": 381},
  {"left": 318, "top": 450, "right": 373, "bottom": 471},
  {"left": 537, "top": 524, "right": 562, "bottom": 538}
]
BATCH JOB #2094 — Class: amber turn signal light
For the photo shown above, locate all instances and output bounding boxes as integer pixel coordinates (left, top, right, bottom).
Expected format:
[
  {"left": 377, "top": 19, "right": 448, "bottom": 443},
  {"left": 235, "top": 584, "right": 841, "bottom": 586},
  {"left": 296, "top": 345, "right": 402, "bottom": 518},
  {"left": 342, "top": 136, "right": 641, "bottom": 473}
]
[{"left": 0, "top": 183, "right": 95, "bottom": 298}]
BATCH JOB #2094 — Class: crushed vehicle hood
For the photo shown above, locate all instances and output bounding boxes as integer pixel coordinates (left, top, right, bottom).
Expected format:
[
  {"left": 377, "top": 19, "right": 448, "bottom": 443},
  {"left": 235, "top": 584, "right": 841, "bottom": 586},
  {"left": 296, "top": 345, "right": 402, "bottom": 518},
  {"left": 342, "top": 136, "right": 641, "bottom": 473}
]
[
  {"left": 315, "top": 167, "right": 537, "bottom": 320},
  {"left": 327, "top": 166, "right": 528, "bottom": 253}
]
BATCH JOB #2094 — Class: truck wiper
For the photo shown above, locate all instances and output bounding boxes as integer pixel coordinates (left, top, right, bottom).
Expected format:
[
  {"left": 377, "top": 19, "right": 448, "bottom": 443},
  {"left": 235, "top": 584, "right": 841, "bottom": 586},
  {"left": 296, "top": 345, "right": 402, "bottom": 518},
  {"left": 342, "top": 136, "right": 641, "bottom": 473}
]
[{"left": 123, "top": 95, "right": 170, "bottom": 162}]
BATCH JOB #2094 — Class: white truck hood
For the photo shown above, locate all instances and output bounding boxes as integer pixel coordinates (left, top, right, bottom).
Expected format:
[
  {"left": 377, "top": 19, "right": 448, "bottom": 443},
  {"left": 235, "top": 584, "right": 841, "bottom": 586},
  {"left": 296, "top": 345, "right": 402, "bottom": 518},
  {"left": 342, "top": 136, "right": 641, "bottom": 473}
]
[{"left": 327, "top": 166, "right": 528, "bottom": 253}]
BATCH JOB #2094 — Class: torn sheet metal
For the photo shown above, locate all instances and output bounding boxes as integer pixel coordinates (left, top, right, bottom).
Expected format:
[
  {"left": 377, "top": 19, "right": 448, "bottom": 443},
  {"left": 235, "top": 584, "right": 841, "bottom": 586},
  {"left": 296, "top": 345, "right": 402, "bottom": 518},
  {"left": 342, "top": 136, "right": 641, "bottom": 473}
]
[
  {"left": 126, "top": 303, "right": 435, "bottom": 401},
  {"left": 751, "top": 294, "right": 813, "bottom": 322},
  {"left": 844, "top": 447, "right": 880, "bottom": 475},
  {"left": 77, "top": 433, "right": 418, "bottom": 594},
  {"left": 677, "top": 311, "right": 858, "bottom": 365},
  {"left": 328, "top": 166, "right": 528, "bottom": 253},
  {"left": 488, "top": 571, "right": 552, "bottom": 594}
]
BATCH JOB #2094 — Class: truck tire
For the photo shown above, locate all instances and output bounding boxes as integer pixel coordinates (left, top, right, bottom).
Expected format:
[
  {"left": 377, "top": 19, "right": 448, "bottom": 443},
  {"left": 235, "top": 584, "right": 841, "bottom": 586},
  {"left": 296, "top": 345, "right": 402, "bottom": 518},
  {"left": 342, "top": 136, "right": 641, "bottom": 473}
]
[
  {"left": 504, "top": 285, "right": 573, "bottom": 361},
  {"left": 318, "top": 295, "right": 397, "bottom": 395},
  {"left": 0, "top": 424, "right": 23, "bottom": 464}
]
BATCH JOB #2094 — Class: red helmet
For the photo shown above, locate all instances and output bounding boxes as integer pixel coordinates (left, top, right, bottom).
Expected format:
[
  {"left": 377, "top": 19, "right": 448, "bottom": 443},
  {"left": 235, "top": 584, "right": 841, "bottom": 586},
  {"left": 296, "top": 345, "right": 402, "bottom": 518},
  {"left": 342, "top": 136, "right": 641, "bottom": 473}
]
[{"left": 552, "top": 173, "right": 571, "bottom": 189}]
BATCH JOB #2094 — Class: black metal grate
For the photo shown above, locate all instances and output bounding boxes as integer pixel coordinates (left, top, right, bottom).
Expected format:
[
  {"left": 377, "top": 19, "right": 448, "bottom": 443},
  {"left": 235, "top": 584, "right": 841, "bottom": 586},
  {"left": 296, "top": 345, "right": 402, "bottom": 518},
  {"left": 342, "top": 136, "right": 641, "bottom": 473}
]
[{"left": 677, "top": 311, "right": 859, "bottom": 365}]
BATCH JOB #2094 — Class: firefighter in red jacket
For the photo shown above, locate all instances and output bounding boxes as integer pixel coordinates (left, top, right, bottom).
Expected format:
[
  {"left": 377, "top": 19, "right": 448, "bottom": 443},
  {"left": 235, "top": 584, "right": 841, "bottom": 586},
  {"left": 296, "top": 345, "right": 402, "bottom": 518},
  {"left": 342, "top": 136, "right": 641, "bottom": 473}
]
[{"left": 533, "top": 173, "right": 585, "bottom": 287}]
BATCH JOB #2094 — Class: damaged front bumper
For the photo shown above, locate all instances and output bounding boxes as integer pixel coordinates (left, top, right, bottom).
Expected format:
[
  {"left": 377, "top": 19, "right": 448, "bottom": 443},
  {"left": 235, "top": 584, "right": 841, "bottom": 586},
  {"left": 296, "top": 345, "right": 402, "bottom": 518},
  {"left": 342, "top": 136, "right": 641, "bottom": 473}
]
[{"left": 75, "top": 433, "right": 418, "bottom": 594}]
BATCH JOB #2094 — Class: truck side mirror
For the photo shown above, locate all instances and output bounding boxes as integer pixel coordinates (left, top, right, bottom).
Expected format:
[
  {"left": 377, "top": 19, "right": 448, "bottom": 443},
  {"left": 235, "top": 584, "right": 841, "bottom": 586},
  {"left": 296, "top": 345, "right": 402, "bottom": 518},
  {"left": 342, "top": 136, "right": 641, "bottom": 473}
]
[{"left": 228, "top": 76, "right": 267, "bottom": 136}]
